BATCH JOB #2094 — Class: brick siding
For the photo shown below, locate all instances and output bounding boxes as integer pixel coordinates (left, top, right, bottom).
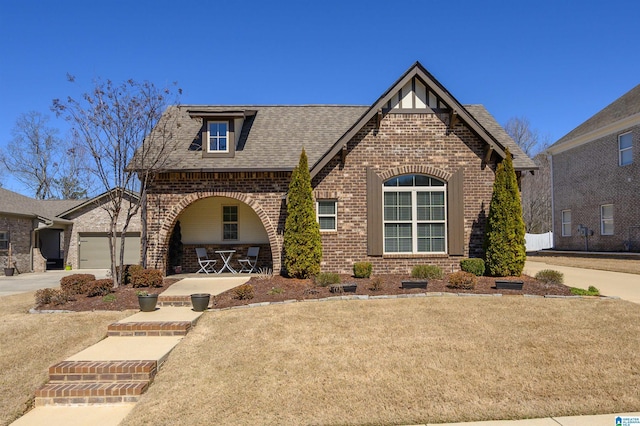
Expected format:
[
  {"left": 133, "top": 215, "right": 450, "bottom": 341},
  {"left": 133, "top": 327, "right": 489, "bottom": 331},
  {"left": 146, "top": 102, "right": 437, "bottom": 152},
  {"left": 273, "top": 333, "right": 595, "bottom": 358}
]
[
  {"left": 552, "top": 124, "right": 639, "bottom": 251},
  {"left": 0, "top": 215, "right": 34, "bottom": 273},
  {"left": 145, "top": 112, "right": 496, "bottom": 274}
]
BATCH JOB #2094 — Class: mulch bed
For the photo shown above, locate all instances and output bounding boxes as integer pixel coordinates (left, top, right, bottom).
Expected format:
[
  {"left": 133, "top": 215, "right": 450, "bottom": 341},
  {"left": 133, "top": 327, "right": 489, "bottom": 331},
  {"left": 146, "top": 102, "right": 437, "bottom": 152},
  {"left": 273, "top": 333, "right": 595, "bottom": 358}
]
[
  {"left": 35, "top": 274, "right": 572, "bottom": 312},
  {"left": 210, "top": 273, "right": 572, "bottom": 310}
]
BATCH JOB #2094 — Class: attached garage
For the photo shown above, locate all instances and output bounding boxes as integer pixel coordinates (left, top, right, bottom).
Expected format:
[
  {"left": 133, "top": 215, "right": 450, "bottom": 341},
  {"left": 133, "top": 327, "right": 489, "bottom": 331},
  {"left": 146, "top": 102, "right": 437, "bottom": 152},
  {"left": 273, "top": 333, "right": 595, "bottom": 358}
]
[{"left": 78, "top": 233, "right": 141, "bottom": 269}]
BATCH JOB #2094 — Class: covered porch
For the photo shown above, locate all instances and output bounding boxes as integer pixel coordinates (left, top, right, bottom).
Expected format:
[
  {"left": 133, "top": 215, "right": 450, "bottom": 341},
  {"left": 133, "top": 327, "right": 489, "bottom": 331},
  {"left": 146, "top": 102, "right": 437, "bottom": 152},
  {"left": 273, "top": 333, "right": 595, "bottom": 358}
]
[{"left": 167, "top": 195, "right": 276, "bottom": 274}]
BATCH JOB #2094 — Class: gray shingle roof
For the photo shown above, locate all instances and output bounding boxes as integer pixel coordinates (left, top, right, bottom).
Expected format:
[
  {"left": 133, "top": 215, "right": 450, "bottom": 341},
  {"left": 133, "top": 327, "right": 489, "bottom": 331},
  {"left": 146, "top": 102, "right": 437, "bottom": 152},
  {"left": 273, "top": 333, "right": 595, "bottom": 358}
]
[
  {"left": 0, "top": 187, "right": 85, "bottom": 219},
  {"left": 159, "top": 105, "right": 369, "bottom": 171},
  {"left": 552, "top": 83, "right": 640, "bottom": 147},
  {"left": 464, "top": 105, "right": 537, "bottom": 170},
  {"left": 153, "top": 103, "right": 535, "bottom": 172}
]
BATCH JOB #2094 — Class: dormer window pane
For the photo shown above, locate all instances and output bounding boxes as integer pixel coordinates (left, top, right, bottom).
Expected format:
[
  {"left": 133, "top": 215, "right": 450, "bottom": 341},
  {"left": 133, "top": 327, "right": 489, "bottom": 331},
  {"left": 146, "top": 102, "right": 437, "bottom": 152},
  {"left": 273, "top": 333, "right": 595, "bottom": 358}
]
[{"left": 208, "top": 122, "right": 228, "bottom": 152}]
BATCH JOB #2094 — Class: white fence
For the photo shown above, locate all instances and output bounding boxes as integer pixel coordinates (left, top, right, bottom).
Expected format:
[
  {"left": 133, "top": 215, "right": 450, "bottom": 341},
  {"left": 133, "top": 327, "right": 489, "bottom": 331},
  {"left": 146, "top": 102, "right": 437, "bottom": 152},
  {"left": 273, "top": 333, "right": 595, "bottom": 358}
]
[{"left": 525, "top": 232, "right": 553, "bottom": 252}]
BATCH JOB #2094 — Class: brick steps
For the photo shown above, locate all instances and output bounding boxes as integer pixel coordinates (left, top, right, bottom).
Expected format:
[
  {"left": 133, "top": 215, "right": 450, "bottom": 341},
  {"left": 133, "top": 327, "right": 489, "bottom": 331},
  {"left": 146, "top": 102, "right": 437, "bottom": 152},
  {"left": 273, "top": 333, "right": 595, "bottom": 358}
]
[
  {"left": 158, "top": 295, "right": 193, "bottom": 307},
  {"left": 35, "top": 382, "right": 148, "bottom": 406},
  {"left": 35, "top": 317, "right": 199, "bottom": 406},
  {"left": 48, "top": 360, "right": 157, "bottom": 382},
  {"left": 107, "top": 321, "right": 193, "bottom": 336}
]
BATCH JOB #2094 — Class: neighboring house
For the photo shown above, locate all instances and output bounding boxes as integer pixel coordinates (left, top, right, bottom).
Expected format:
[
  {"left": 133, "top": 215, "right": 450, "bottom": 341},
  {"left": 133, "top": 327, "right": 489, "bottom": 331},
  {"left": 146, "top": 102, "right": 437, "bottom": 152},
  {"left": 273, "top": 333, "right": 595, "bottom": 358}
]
[
  {"left": 140, "top": 62, "right": 536, "bottom": 274},
  {"left": 0, "top": 188, "right": 141, "bottom": 274},
  {"left": 548, "top": 83, "right": 640, "bottom": 252}
]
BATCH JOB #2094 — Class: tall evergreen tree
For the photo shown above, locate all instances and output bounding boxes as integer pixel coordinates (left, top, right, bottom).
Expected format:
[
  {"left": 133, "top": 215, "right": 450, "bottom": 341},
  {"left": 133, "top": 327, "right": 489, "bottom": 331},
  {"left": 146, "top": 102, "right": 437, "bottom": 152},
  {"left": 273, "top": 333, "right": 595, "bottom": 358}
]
[
  {"left": 484, "top": 148, "right": 526, "bottom": 276},
  {"left": 283, "top": 149, "right": 322, "bottom": 278}
]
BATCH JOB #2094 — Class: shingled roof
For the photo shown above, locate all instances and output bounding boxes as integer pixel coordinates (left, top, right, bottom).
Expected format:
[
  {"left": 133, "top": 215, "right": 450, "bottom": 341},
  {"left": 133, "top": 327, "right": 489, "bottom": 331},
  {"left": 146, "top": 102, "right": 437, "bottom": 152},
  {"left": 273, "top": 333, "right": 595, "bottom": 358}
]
[
  {"left": 0, "top": 187, "right": 85, "bottom": 220},
  {"left": 158, "top": 105, "right": 369, "bottom": 172},
  {"left": 145, "top": 62, "right": 536, "bottom": 174},
  {"left": 551, "top": 83, "right": 640, "bottom": 150},
  {"left": 464, "top": 105, "right": 537, "bottom": 170}
]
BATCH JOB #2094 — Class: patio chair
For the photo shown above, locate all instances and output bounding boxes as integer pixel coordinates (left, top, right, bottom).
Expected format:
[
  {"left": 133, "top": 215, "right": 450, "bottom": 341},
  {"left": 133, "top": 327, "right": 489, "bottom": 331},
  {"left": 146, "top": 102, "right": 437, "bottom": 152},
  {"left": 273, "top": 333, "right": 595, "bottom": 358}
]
[
  {"left": 238, "top": 246, "right": 260, "bottom": 273},
  {"left": 196, "top": 248, "right": 217, "bottom": 274}
]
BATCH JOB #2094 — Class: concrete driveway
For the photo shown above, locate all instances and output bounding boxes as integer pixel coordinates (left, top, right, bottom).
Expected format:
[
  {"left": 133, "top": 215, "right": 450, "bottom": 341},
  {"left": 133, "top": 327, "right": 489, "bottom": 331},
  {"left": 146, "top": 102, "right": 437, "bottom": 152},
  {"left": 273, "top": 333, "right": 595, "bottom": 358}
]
[
  {"left": 524, "top": 260, "right": 640, "bottom": 304},
  {"left": 0, "top": 269, "right": 109, "bottom": 297}
]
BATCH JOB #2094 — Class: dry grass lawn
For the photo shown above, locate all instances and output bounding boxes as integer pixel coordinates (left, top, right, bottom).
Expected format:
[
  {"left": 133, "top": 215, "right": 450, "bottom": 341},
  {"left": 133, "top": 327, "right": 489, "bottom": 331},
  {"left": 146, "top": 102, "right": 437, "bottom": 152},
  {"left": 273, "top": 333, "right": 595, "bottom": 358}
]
[
  {"left": 0, "top": 292, "right": 132, "bottom": 426},
  {"left": 528, "top": 254, "right": 640, "bottom": 275},
  {"left": 122, "top": 297, "right": 640, "bottom": 425}
]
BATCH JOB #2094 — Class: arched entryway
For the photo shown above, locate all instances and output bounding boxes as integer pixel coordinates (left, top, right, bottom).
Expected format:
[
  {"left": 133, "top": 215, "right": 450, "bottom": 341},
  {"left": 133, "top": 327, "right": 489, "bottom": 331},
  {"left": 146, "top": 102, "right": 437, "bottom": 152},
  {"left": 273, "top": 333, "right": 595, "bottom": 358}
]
[{"left": 148, "top": 191, "right": 282, "bottom": 274}]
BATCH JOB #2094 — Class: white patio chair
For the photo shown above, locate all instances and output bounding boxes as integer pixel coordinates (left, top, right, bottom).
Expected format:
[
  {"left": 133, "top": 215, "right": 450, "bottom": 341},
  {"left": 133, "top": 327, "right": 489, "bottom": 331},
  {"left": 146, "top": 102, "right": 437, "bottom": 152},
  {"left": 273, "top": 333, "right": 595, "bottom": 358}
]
[
  {"left": 196, "top": 248, "right": 217, "bottom": 274},
  {"left": 238, "top": 247, "right": 260, "bottom": 273}
]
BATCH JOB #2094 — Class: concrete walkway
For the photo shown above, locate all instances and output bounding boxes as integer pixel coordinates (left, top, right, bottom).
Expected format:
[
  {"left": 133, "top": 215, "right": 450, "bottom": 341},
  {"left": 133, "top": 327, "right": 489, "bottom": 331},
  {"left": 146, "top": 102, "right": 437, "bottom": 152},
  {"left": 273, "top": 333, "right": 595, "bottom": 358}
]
[
  {"left": 524, "top": 260, "right": 640, "bottom": 304},
  {"left": 12, "top": 275, "right": 248, "bottom": 426}
]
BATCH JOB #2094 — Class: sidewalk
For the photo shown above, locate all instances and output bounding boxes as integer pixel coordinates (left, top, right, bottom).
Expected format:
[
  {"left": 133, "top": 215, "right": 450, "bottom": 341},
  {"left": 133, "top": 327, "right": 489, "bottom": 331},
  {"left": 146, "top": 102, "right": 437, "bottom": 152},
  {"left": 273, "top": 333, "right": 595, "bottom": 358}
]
[{"left": 524, "top": 260, "right": 640, "bottom": 304}]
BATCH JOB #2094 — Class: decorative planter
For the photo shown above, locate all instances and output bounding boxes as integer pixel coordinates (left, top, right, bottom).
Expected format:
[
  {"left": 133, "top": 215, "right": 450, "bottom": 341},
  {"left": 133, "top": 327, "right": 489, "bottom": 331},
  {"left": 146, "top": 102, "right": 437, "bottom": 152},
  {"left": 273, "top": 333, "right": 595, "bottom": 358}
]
[
  {"left": 138, "top": 294, "right": 158, "bottom": 312},
  {"left": 190, "top": 293, "right": 211, "bottom": 311},
  {"left": 4, "top": 267, "right": 15, "bottom": 277},
  {"left": 330, "top": 283, "right": 357, "bottom": 293},
  {"left": 401, "top": 280, "right": 428, "bottom": 289},
  {"left": 495, "top": 280, "right": 524, "bottom": 290}
]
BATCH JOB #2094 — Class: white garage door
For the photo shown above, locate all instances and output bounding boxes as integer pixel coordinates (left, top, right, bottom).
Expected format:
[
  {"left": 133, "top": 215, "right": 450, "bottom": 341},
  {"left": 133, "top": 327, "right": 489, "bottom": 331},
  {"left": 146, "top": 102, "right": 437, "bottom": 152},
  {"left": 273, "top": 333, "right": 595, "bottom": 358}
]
[{"left": 79, "top": 233, "right": 141, "bottom": 269}]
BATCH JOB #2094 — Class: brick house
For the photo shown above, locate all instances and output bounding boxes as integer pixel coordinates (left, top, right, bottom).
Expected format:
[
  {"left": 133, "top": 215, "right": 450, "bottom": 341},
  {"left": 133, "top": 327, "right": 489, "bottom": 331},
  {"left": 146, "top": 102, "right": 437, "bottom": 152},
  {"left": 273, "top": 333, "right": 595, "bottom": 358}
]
[
  {"left": 548, "top": 83, "right": 639, "bottom": 252},
  {"left": 0, "top": 187, "right": 141, "bottom": 274},
  {"left": 142, "top": 62, "right": 536, "bottom": 274}
]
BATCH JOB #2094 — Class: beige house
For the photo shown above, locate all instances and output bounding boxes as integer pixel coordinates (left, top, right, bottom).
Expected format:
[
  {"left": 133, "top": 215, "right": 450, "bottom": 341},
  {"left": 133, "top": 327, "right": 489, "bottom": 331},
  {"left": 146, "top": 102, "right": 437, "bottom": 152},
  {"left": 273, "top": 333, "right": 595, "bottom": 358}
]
[
  {"left": 0, "top": 187, "right": 141, "bottom": 274},
  {"left": 139, "top": 62, "right": 536, "bottom": 274},
  {"left": 548, "top": 83, "right": 639, "bottom": 252}
]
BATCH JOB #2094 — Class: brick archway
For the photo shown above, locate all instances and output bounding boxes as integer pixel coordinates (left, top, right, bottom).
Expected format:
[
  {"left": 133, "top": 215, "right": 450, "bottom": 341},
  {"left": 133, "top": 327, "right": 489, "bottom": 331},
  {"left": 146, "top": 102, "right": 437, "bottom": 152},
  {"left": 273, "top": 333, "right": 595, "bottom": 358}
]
[
  {"left": 148, "top": 191, "right": 282, "bottom": 273},
  {"left": 378, "top": 165, "right": 452, "bottom": 182}
]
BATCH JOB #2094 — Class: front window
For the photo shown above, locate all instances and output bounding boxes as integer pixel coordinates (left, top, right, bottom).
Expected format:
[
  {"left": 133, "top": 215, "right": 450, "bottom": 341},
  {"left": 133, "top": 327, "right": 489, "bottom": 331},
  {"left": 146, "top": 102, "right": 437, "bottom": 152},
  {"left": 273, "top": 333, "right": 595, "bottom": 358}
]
[
  {"left": 317, "top": 200, "right": 337, "bottom": 231},
  {"left": 561, "top": 210, "right": 571, "bottom": 237},
  {"left": 0, "top": 231, "right": 8, "bottom": 250},
  {"left": 383, "top": 175, "right": 446, "bottom": 253},
  {"left": 208, "top": 121, "right": 228, "bottom": 152},
  {"left": 601, "top": 204, "right": 614, "bottom": 235},
  {"left": 222, "top": 205, "right": 238, "bottom": 240},
  {"left": 619, "top": 132, "right": 633, "bottom": 166}
]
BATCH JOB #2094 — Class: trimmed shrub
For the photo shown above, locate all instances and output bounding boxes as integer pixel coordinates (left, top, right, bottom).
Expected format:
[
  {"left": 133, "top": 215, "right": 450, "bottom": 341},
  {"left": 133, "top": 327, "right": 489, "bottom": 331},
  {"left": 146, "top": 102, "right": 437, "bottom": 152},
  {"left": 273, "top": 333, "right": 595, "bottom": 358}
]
[
  {"left": 460, "top": 258, "right": 485, "bottom": 276},
  {"left": 60, "top": 274, "right": 96, "bottom": 295},
  {"left": 411, "top": 265, "right": 444, "bottom": 280},
  {"left": 283, "top": 149, "right": 322, "bottom": 278},
  {"left": 447, "top": 271, "right": 477, "bottom": 290},
  {"left": 234, "top": 284, "right": 254, "bottom": 300},
  {"left": 314, "top": 272, "right": 341, "bottom": 287},
  {"left": 130, "top": 268, "right": 164, "bottom": 288},
  {"left": 483, "top": 148, "right": 526, "bottom": 276},
  {"left": 353, "top": 262, "right": 372, "bottom": 278},
  {"left": 50, "top": 289, "right": 71, "bottom": 305},
  {"left": 116, "top": 264, "right": 143, "bottom": 285},
  {"left": 534, "top": 269, "right": 564, "bottom": 285},
  {"left": 86, "top": 279, "right": 113, "bottom": 297},
  {"left": 35, "top": 288, "right": 57, "bottom": 305}
]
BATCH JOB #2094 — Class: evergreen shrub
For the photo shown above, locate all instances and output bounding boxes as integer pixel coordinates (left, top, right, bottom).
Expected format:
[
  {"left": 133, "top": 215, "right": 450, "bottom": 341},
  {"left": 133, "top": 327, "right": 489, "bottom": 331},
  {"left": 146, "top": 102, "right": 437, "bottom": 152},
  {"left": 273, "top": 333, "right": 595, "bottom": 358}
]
[{"left": 460, "top": 258, "right": 485, "bottom": 276}]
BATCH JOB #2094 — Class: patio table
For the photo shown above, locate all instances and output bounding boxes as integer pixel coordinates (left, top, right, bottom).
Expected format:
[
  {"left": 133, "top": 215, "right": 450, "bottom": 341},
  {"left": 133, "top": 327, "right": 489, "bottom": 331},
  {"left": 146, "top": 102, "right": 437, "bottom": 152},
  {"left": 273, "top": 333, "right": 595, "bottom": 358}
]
[{"left": 215, "top": 250, "right": 237, "bottom": 274}]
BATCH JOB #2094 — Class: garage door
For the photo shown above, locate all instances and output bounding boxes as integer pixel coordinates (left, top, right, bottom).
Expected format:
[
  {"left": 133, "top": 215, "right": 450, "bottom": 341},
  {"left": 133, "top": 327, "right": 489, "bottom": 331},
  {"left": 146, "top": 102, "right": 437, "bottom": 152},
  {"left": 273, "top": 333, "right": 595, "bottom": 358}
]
[{"left": 79, "top": 233, "right": 141, "bottom": 269}]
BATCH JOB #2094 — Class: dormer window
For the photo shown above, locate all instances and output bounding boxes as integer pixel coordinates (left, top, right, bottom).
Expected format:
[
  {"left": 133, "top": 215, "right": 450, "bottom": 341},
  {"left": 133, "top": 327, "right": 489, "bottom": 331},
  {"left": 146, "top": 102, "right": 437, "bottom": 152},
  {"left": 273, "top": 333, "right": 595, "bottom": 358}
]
[{"left": 208, "top": 122, "right": 228, "bottom": 152}]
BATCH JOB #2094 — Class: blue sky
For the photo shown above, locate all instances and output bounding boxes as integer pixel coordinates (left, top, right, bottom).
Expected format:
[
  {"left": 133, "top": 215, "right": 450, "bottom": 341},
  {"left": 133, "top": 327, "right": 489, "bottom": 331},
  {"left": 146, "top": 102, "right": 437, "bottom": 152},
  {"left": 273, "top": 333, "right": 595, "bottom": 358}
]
[{"left": 1, "top": 0, "right": 639, "bottom": 195}]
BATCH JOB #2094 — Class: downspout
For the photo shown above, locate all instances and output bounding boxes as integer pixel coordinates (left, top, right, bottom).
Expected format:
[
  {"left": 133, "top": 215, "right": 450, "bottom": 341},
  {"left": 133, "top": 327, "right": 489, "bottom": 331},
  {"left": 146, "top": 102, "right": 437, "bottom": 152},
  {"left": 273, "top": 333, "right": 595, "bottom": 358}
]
[{"left": 548, "top": 153, "right": 555, "bottom": 248}]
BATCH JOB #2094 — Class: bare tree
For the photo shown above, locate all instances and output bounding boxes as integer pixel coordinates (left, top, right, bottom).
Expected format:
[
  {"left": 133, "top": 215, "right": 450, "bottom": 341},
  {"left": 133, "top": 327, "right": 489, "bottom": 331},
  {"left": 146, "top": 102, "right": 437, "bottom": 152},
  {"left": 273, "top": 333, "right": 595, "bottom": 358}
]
[
  {"left": 52, "top": 77, "right": 181, "bottom": 288},
  {"left": 1, "top": 112, "right": 61, "bottom": 199},
  {"left": 504, "top": 116, "right": 541, "bottom": 157},
  {"left": 520, "top": 153, "right": 552, "bottom": 233}
]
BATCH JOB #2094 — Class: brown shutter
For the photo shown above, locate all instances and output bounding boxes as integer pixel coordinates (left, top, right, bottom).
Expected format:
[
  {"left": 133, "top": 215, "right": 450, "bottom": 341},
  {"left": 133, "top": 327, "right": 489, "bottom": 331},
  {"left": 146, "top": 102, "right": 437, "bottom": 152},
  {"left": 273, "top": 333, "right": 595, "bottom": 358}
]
[
  {"left": 367, "top": 167, "right": 383, "bottom": 256},
  {"left": 447, "top": 168, "right": 465, "bottom": 256}
]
